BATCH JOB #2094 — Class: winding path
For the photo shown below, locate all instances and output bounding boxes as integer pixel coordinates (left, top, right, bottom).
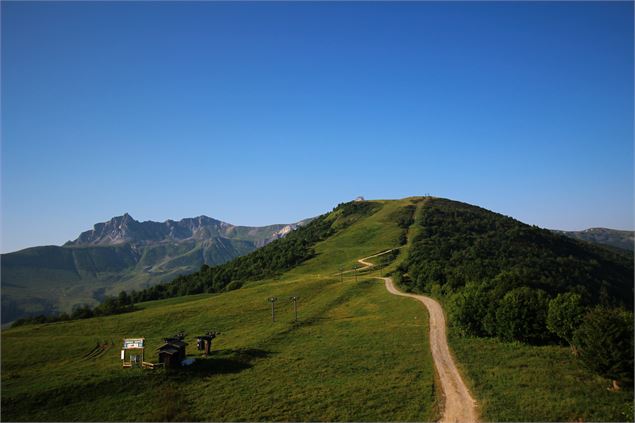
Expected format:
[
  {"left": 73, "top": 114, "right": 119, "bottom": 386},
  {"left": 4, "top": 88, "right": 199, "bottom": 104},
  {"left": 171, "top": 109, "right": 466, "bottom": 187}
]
[{"left": 357, "top": 251, "right": 479, "bottom": 423}]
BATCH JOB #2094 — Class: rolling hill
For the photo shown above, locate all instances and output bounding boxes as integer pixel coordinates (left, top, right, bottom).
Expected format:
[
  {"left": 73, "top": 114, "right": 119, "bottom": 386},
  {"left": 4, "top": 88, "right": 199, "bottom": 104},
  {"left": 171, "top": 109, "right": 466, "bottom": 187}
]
[
  {"left": 553, "top": 227, "right": 634, "bottom": 252},
  {"left": 1, "top": 214, "right": 310, "bottom": 323},
  {"left": 1, "top": 197, "right": 633, "bottom": 421}
]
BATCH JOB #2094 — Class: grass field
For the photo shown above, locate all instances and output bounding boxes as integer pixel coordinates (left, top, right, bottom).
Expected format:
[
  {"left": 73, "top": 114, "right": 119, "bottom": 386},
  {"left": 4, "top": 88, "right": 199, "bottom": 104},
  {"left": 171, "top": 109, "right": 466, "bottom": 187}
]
[
  {"left": 2, "top": 199, "right": 439, "bottom": 421},
  {"left": 3, "top": 197, "right": 632, "bottom": 421},
  {"left": 448, "top": 333, "right": 634, "bottom": 422}
]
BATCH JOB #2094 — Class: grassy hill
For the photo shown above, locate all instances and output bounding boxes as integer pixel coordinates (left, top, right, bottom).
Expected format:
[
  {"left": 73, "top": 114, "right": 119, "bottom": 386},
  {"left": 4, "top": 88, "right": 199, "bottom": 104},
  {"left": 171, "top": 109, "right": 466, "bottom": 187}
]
[
  {"left": 2, "top": 197, "right": 633, "bottom": 421},
  {"left": 2, "top": 199, "right": 439, "bottom": 421}
]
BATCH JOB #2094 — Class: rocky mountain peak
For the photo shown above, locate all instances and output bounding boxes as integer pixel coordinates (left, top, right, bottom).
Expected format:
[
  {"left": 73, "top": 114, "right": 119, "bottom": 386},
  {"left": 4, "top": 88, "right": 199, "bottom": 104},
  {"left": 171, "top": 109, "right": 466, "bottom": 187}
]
[{"left": 64, "top": 214, "right": 310, "bottom": 248}]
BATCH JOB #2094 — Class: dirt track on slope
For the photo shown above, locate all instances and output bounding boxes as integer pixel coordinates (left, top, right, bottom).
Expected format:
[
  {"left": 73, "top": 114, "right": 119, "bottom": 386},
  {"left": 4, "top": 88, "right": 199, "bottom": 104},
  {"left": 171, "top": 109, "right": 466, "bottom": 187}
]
[{"left": 357, "top": 252, "right": 478, "bottom": 423}]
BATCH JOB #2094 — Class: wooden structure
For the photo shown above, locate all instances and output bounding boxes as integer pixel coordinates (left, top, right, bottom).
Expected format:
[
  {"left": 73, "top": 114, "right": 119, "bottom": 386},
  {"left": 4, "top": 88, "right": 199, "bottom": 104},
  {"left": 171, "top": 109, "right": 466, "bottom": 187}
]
[
  {"left": 156, "top": 334, "right": 188, "bottom": 369},
  {"left": 121, "top": 338, "right": 144, "bottom": 368},
  {"left": 141, "top": 361, "right": 164, "bottom": 369},
  {"left": 196, "top": 331, "right": 219, "bottom": 356}
]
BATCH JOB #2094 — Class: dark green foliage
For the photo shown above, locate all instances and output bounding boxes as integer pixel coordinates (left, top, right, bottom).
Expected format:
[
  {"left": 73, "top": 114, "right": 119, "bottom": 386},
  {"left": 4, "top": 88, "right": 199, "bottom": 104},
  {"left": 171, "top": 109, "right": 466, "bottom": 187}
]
[
  {"left": 369, "top": 249, "right": 400, "bottom": 270},
  {"left": 128, "top": 201, "right": 381, "bottom": 303},
  {"left": 391, "top": 205, "right": 416, "bottom": 229},
  {"left": 448, "top": 283, "right": 494, "bottom": 337},
  {"left": 495, "top": 287, "right": 550, "bottom": 344},
  {"left": 11, "top": 295, "right": 135, "bottom": 327},
  {"left": 547, "top": 293, "right": 588, "bottom": 345},
  {"left": 402, "top": 199, "right": 633, "bottom": 306},
  {"left": 224, "top": 280, "right": 243, "bottom": 291},
  {"left": 572, "top": 308, "right": 634, "bottom": 385},
  {"left": 389, "top": 204, "right": 416, "bottom": 245},
  {"left": 401, "top": 198, "right": 633, "bottom": 345},
  {"left": 336, "top": 201, "right": 380, "bottom": 219}
]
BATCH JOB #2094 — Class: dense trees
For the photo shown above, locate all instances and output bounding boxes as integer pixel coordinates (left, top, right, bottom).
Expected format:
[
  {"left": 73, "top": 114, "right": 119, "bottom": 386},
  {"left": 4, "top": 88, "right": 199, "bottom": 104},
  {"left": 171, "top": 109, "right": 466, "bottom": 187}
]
[
  {"left": 389, "top": 204, "right": 416, "bottom": 245},
  {"left": 449, "top": 284, "right": 553, "bottom": 344},
  {"left": 495, "top": 287, "right": 550, "bottom": 344},
  {"left": 546, "top": 292, "right": 587, "bottom": 346},
  {"left": 400, "top": 198, "right": 634, "bottom": 386},
  {"left": 400, "top": 199, "right": 632, "bottom": 343},
  {"left": 448, "top": 283, "right": 492, "bottom": 337},
  {"left": 572, "top": 308, "right": 634, "bottom": 388},
  {"left": 400, "top": 199, "right": 633, "bottom": 309}
]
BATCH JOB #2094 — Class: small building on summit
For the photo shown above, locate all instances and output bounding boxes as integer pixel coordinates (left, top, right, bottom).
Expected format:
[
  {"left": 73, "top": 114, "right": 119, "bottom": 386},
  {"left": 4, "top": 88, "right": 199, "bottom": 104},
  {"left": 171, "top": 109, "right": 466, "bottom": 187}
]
[{"left": 354, "top": 196, "right": 365, "bottom": 202}]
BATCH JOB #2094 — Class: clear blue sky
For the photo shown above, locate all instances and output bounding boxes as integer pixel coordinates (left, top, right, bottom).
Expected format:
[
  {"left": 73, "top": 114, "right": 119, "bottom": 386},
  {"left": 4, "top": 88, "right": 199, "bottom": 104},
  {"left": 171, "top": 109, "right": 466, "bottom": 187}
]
[{"left": 1, "top": 1, "right": 633, "bottom": 253}]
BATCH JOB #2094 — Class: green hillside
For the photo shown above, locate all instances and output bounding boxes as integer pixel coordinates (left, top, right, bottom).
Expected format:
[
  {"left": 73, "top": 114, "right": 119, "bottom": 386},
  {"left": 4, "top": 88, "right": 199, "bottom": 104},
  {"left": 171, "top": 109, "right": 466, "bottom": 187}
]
[
  {"left": 2, "top": 199, "right": 439, "bottom": 421},
  {"left": 399, "top": 198, "right": 632, "bottom": 300},
  {"left": 1, "top": 237, "right": 256, "bottom": 323},
  {"left": 2, "top": 198, "right": 633, "bottom": 421}
]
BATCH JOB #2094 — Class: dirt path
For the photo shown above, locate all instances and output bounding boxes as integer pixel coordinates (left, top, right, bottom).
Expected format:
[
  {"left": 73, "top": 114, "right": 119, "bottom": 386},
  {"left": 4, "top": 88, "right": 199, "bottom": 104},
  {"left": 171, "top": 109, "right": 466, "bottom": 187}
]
[{"left": 357, "top": 252, "right": 478, "bottom": 423}]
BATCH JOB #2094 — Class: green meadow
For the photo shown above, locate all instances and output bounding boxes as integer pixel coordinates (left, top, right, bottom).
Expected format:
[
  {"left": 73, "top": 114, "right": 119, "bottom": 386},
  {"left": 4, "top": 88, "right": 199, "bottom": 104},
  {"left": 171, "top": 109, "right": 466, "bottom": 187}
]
[
  {"left": 2, "top": 200, "right": 439, "bottom": 421},
  {"left": 447, "top": 333, "right": 633, "bottom": 422},
  {"left": 2, "top": 198, "right": 633, "bottom": 421}
]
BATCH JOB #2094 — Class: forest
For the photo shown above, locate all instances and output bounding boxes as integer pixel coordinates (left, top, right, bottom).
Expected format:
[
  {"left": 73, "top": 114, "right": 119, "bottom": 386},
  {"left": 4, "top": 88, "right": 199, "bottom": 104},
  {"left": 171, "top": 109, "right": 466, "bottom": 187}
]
[{"left": 396, "top": 198, "right": 634, "bottom": 386}]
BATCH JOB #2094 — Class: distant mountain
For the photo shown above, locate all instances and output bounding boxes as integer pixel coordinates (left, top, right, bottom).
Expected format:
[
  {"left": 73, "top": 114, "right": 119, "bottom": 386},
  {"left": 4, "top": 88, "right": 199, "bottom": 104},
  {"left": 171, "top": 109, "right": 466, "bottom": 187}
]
[
  {"left": 1, "top": 214, "right": 310, "bottom": 323},
  {"left": 552, "top": 228, "right": 634, "bottom": 252},
  {"left": 65, "top": 213, "right": 305, "bottom": 248}
]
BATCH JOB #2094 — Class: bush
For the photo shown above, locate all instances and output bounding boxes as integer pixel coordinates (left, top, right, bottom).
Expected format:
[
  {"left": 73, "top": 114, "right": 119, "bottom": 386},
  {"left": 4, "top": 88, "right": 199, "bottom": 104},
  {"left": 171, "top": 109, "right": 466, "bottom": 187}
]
[
  {"left": 225, "top": 280, "right": 243, "bottom": 291},
  {"left": 572, "top": 308, "right": 634, "bottom": 388},
  {"left": 495, "top": 287, "right": 550, "bottom": 344},
  {"left": 546, "top": 292, "right": 587, "bottom": 345},
  {"left": 71, "top": 305, "right": 94, "bottom": 320},
  {"left": 448, "top": 283, "right": 490, "bottom": 336}
]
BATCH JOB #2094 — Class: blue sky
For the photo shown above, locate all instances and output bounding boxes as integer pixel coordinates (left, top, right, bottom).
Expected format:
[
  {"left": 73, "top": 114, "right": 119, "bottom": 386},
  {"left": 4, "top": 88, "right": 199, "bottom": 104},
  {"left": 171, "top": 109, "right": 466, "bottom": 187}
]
[{"left": 1, "top": 1, "right": 633, "bottom": 253}]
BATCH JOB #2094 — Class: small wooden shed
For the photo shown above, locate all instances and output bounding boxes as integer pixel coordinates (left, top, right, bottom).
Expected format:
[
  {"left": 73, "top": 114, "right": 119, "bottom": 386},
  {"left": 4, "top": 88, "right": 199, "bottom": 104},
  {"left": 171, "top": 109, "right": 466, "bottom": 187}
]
[{"left": 156, "top": 340, "right": 187, "bottom": 368}]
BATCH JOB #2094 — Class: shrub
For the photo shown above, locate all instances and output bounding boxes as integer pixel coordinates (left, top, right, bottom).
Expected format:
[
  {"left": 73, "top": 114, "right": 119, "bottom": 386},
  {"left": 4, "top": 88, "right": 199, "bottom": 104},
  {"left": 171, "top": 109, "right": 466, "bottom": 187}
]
[
  {"left": 495, "top": 287, "right": 550, "bottom": 344},
  {"left": 572, "top": 308, "right": 634, "bottom": 388},
  {"left": 448, "top": 283, "right": 490, "bottom": 336},
  {"left": 225, "top": 280, "right": 243, "bottom": 291},
  {"left": 546, "top": 292, "right": 587, "bottom": 345}
]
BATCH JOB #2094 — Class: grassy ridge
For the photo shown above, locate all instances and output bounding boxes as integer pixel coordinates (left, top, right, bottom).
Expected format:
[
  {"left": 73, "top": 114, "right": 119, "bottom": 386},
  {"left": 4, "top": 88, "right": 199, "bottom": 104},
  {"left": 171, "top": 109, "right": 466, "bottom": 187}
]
[{"left": 2, "top": 199, "right": 438, "bottom": 421}]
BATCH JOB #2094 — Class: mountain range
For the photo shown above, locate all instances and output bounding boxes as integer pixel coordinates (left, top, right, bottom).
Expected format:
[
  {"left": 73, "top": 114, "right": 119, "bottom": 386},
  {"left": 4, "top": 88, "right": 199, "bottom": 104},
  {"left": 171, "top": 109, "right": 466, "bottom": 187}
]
[
  {"left": 2, "top": 208, "right": 632, "bottom": 324},
  {"left": 552, "top": 227, "right": 634, "bottom": 251},
  {"left": 1, "top": 214, "right": 310, "bottom": 323}
]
